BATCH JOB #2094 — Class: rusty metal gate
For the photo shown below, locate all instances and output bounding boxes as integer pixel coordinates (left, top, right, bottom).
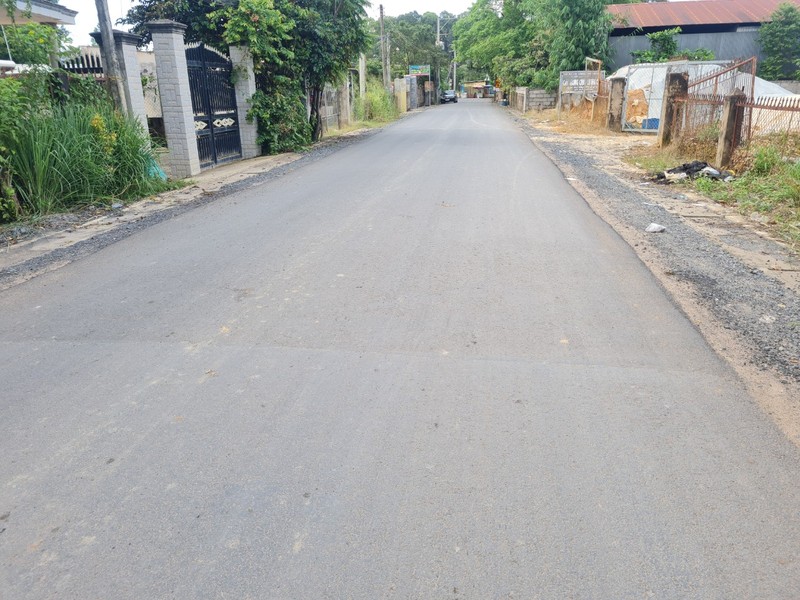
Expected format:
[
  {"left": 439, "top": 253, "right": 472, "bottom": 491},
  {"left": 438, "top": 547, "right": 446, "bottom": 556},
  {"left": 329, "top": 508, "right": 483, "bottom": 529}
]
[{"left": 185, "top": 44, "right": 241, "bottom": 168}]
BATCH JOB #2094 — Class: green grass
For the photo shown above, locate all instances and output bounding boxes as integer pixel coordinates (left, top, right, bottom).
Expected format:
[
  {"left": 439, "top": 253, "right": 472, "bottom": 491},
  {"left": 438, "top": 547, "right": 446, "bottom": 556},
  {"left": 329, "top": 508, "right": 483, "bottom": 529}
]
[
  {"left": 628, "top": 143, "right": 800, "bottom": 247},
  {"left": 5, "top": 104, "right": 170, "bottom": 216}
]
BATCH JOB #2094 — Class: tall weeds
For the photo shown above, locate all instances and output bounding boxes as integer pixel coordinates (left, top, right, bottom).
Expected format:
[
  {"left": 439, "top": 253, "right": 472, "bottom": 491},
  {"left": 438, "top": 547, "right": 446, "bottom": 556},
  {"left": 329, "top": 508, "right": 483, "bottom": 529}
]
[
  {"left": 0, "top": 74, "right": 168, "bottom": 219},
  {"left": 354, "top": 80, "right": 398, "bottom": 123}
]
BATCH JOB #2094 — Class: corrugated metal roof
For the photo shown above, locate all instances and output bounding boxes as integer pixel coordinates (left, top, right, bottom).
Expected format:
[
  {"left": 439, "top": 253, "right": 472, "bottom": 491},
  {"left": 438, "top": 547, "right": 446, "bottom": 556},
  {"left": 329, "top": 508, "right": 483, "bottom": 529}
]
[{"left": 609, "top": 0, "right": 800, "bottom": 30}]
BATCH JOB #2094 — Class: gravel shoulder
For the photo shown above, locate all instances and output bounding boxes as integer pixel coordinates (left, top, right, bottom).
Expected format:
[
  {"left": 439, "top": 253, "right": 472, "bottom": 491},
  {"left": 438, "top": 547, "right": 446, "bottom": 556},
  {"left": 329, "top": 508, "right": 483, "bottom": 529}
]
[{"left": 511, "top": 110, "right": 800, "bottom": 445}]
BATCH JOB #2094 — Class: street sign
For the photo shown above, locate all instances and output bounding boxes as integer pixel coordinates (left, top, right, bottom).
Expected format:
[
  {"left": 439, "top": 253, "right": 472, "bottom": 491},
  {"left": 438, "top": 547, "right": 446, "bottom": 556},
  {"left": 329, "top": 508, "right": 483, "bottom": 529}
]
[{"left": 409, "top": 65, "right": 431, "bottom": 76}]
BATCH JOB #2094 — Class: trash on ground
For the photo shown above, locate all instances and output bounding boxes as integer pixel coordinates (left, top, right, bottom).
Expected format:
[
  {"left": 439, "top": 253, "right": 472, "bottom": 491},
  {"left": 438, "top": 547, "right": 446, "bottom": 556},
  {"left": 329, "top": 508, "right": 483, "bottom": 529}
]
[
  {"left": 654, "top": 161, "right": 734, "bottom": 184},
  {"left": 646, "top": 223, "right": 666, "bottom": 233}
]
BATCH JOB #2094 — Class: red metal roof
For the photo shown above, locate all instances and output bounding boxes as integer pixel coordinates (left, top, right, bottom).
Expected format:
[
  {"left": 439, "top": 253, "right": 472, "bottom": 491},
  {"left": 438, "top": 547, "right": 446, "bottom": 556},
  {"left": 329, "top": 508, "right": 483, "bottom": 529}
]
[{"left": 608, "top": 0, "right": 800, "bottom": 30}]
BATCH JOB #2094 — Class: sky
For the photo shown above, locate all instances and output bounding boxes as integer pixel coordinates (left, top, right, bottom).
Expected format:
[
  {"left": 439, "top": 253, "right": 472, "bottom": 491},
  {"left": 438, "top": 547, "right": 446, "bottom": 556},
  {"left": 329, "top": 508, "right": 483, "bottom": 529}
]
[{"left": 62, "top": 1, "right": 477, "bottom": 47}]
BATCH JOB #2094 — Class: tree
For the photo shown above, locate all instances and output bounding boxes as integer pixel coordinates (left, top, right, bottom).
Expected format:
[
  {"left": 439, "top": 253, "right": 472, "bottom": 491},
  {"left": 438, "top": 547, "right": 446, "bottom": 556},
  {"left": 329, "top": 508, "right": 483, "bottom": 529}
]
[
  {"left": 631, "top": 27, "right": 714, "bottom": 63},
  {"left": 759, "top": 2, "right": 800, "bottom": 80},
  {"left": 292, "top": 0, "right": 370, "bottom": 142},
  {"left": 545, "top": 0, "right": 611, "bottom": 75},
  {"left": 123, "top": 0, "right": 370, "bottom": 145},
  {"left": 365, "top": 11, "right": 454, "bottom": 88},
  {"left": 211, "top": 0, "right": 309, "bottom": 154},
  {"left": 0, "top": 23, "right": 72, "bottom": 64},
  {"left": 119, "top": 0, "right": 229, "bottom": 47},
  {"left": 454, "top": 0, "right": 540, "bottom": 89}
]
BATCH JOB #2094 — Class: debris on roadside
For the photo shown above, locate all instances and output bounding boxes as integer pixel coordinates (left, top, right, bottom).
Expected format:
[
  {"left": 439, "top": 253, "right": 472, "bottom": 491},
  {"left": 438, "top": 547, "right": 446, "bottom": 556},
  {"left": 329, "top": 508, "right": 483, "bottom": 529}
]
[
  {"left": 653, "top": 160, "right": 735, "bottom": 184},
  {"left": 646, "top": 223, "right": 666, "bottom": 233}
]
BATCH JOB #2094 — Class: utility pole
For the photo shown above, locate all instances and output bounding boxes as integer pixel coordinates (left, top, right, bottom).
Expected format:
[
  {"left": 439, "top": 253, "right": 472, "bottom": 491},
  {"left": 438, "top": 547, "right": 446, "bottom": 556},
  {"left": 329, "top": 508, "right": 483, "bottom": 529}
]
[
  {"left": 94, "top": 0, "right": 128, "bottom": 114},
  {"left": 358, "top": 53, "right": 366, "bottom": 99},
  {"left": 386, "top": 32, "right": 391, "bottom": 86},
  {"left": 453, "top": 43, "right": 457, "bottom": 95},
  {"left": 379, "top": 5, "right": 390, "bottom": 91}
]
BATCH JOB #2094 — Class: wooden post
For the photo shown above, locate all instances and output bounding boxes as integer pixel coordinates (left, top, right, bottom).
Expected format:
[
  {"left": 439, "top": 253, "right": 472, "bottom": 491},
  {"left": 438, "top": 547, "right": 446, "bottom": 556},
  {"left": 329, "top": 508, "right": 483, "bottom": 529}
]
[
  {"left": 658, "top": 72, "right": 688, "bottom": 148},
  {"left": 606, "top": 78, "right": 626, "bottom": 132},
  {"left": 716, "top": 92, "right": 746, "bottom": 168},
  {"left": 379, "top": 5, "right": 390, "bottom": 92}
]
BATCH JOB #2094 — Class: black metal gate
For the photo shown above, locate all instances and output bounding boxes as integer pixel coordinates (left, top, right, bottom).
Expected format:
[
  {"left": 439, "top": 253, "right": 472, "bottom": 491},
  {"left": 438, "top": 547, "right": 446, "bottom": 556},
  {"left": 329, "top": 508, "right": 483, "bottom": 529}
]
[{"left": 186, "top": 44, "right": 242, "bottom": 168}]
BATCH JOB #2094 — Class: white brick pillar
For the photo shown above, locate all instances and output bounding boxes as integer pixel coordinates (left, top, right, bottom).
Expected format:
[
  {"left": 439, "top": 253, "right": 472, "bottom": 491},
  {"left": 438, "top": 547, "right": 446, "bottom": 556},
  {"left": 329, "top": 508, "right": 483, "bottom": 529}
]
[
  {"left": 93, "top": 30, "right": 149, "bottom": 131},
  {"left": 146, "top": 20, "right": 201, "bottom": 179},
  {"left": 228, "top": 46, "right": 261, "bottom": 160},
  {"left": 115, "top": 32, "right": 149, "bottom": 131}
]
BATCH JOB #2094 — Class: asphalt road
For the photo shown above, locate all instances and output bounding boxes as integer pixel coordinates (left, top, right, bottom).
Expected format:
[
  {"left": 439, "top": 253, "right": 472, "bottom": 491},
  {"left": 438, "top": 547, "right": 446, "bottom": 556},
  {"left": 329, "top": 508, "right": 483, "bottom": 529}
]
[{"left": 2, "top": 100, "right": 799, "bottom": 599}]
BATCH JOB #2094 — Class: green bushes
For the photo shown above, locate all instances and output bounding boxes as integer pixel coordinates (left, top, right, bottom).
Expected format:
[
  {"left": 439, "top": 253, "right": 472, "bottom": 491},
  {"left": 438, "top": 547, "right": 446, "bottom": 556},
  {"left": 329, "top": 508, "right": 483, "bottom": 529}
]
[
  {"left": 249, "top": 78, "right": 312, "bottom": 155},
  {"left": 354, "top": 80, "right": 398, "bottom": 123},
  {"left": 0, "top": 149, "right": 20, "bottom": 223},
  {"left": 0, "top": 73, "right": 169, "bottom": 221}
]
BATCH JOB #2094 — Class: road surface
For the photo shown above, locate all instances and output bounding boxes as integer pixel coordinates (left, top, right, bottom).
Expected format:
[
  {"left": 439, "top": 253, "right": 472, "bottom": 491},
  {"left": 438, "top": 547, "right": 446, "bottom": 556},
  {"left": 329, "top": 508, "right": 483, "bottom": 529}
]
[{"left": 2, "top": 100, "right": 799, "bottom": 598}]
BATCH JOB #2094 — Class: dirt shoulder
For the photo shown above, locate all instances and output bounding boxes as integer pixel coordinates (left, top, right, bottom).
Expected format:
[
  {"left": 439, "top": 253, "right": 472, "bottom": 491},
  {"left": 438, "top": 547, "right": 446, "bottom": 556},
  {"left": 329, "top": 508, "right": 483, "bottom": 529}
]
[{"left": 513, "top": 110, "right": 800, "bottom": 446}]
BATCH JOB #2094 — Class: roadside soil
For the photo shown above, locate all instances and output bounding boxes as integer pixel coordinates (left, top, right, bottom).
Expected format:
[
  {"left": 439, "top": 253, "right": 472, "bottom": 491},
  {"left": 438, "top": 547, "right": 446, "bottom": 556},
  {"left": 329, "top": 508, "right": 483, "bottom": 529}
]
[{"left": 514, "top": 110, "right": 800, "bottom": 446}]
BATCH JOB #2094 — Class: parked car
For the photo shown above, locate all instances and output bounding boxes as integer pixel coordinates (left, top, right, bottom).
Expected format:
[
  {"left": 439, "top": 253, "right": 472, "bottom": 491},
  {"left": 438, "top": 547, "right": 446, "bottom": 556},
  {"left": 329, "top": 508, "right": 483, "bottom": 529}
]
[{"left": 440, "top": 90, "right": 458, "bottom": 104}]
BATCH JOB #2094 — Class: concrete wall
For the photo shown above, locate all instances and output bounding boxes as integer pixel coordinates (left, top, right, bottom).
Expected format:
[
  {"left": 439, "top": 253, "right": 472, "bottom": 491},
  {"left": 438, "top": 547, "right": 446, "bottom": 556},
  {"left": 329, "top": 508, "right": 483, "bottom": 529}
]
[
  {"left": 528, "top": 89, "right": 557, "bottom": 111},
  {"left": 609, "top": 30, "right": 763, "bottom": 71},
  {"left": 772, "top": 80, "right": 800, "bottom": 94},
  {"left": 511, "top": 88, "right": 557, "bottom": 113},
  {"left": 394, "top": 78, "right": 407, "bottom": 113}
]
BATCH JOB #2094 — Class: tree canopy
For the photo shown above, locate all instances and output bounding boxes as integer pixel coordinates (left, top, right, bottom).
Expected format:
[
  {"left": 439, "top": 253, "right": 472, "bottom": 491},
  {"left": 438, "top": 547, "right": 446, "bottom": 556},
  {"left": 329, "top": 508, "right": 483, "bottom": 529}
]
[
  {"left": 122, "top": 0, "right": 370, "bottom": 146},
  {"left": 454, "top": 0, "right": 614, "bottom": 91},
  {"left": 759, "top": 2, "right": 800, "bottom": 80}
]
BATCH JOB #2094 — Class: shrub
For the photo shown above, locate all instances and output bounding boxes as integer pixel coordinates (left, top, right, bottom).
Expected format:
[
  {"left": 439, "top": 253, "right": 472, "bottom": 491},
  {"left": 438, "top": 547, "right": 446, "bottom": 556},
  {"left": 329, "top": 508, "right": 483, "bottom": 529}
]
[
  {"left": 632, "top": 27, "right": 714, "bottom": 63},
  {"left": 0, "top": 148, "right": 20, "bottom": 224},
  {"left": 354, "top": 80, "right": 398, "bottom": 122},
  {"left": 0, "top": 72, "right": 168, "bottom": 219},
  {"left": 249, "top": 77, "right": 312, "bottom": 155},
  {"left": 6, "top": 104, "right": 165, "bottom": 214}
]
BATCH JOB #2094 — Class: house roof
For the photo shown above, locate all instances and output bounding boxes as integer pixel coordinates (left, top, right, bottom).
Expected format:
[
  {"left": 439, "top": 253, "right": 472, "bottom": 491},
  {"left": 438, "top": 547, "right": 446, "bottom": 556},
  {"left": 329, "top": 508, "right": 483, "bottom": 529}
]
[
  {"left": 0, "top": 0, "right": 78, "bottom": 26},
  {"left": 608, "top": 0, "right": 800, "bottom": 30}
]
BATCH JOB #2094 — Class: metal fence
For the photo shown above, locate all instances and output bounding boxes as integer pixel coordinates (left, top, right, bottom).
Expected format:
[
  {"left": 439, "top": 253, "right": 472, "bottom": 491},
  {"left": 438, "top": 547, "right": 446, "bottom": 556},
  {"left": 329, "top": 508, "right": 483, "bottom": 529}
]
[
  {"left": 667, "top": 58, "right": 800, "bottom": 154},
  {"left": 620, "top": 61, "right": 733, "bottom": 134},
  {"left": 621, "top": 63, "right": 667, "bottom": 132},
  {"left": 671, "top": 59, "right": 758, "bottom": 139},
  {"left": 688, "top": 58, "right": 757, "bottom": 99},
  {"left": 739, "top": 95, "right": 800, "bottom": 146},
  {"left": 59, "top": 52, "right": 104, "bottom": 79},
  {"left": 671, "top": 94, "right": 725, "bottom": 141}
]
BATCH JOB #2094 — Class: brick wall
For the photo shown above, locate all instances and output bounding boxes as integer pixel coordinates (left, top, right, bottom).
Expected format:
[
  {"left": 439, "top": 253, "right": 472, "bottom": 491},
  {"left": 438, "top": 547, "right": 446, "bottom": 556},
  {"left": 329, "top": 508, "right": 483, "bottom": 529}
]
[
  {"left": 527, "top": 89, "right": 557, "bottom": 111},
  {"left": 510, "top": 88, "right": 557, "bottom": 112}
]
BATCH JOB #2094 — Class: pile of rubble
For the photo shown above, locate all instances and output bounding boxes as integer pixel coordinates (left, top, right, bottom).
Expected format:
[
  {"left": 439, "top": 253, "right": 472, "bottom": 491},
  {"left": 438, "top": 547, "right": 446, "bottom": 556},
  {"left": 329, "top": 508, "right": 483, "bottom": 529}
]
[{"left": 655, "top": 160, "right": 734, "bottom": 184}]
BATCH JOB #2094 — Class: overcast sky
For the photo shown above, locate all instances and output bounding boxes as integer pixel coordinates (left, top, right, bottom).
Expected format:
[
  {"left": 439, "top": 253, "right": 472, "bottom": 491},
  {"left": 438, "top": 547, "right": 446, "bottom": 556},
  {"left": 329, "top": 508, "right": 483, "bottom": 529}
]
[{"left": 62, "top": 1, "right": 476, "bottom": 47}]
